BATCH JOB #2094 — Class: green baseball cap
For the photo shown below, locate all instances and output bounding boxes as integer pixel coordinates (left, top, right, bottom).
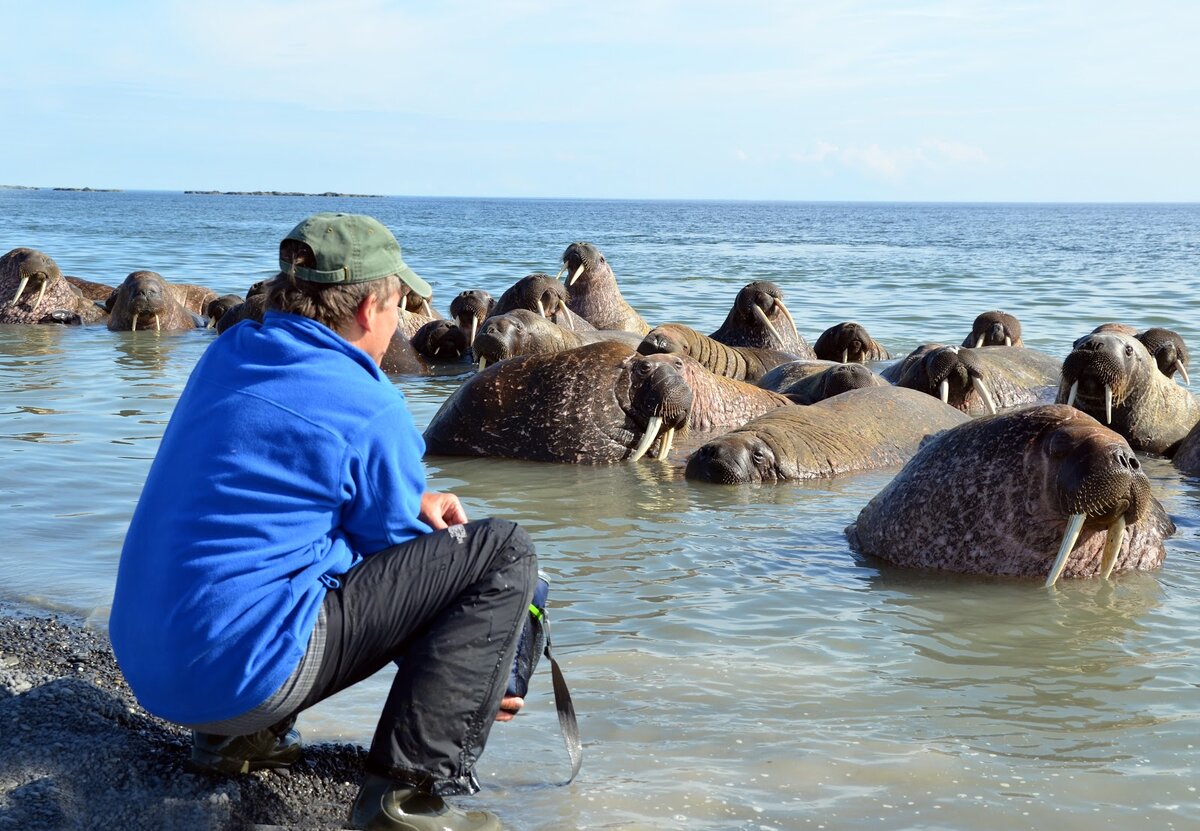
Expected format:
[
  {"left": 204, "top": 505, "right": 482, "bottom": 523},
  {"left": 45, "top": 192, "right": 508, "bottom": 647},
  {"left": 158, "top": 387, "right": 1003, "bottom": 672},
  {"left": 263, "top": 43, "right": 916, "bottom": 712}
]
[{"left": 280, "top": 212, "right": 432, "bottom": 298}]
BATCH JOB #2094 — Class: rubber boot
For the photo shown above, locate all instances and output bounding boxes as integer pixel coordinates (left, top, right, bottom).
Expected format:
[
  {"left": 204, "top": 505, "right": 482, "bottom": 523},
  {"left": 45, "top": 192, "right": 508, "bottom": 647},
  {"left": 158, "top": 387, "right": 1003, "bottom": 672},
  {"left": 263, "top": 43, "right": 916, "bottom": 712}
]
[
  {"left": 189, "top": 714, "right": 303, "bottom": 775},
  {"left": 348, "top": 772, "right": 502, "bottom": 831}
]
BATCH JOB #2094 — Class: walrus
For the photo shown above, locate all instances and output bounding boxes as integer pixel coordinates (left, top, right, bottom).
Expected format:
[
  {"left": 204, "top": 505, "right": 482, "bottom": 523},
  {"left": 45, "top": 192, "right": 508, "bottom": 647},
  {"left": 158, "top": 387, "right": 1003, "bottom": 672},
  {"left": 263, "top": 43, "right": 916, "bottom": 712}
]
[
  {"left": 637, "top": 323, "right": 798, "bottom": 382},
  {"left": 709, "top": 281, "right": 815, "bottom": 358},
  {"left": 472, "top": 309, "right": 641, "bottom": 368},
  {"left": 639, "top": 352, "right": 793, "bottom": 437},
  {"left": 410, "top": 319, "right": 471, "bottom": 363},
  {"left": 756, "top": 359, "right": 839, "bottom": 392},
  {"left": 961, "top": 310, "right": 1023, "bottom": 348},
  {"left": 813, "top": 321, "right": 890, "bottom": 363},
  {"left": 488, "top": 273, "right": 592, "bottom": 333},
  {"left": 0, "top": 248, "right": 108, "bottom": 325},
  {"left": 882, "top": 343, "right": 1060, "bottom": 415},
  {"left": 106, "top": 271, "right": 202, "bottom": 332},
  {"left": 1057, "top": 330, "right": 1200, "bottom": 455},
  {"left": 558, "top": 242, "right": 650, "bottom": 335},
  {"left": 63, "top": 275, "right": 117, "bottom": 304},
  {"left": 423, "top": 341, "right": 692, "bottom": 463},
  {"left": 449, "top": 290, "right": 495, "bottom": 346},
  {"left": 846, "top": 405, "right": 1173, "bottom": 585},
  {"left": 684, "top": 386, "right": 969, "bottom": 484},
  {"left": 214, "top": 292, "right": 268, "bottom": 334},
  {"left": 203, "top": 294, "right": 245, "bottom": 329},
  {"left": 1136, "top": 327, "right": 1189, "bottom": 385},
  {"left": 774, "top": 362, "right": 887, "bottom": 404}
]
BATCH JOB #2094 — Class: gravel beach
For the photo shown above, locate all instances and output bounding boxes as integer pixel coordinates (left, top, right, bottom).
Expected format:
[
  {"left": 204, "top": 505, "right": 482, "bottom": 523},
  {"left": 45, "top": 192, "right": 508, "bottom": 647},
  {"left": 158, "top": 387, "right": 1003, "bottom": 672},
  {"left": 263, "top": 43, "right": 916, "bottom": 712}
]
[{"left": 0, "top": 600, "right": 367, "bottom": 831}]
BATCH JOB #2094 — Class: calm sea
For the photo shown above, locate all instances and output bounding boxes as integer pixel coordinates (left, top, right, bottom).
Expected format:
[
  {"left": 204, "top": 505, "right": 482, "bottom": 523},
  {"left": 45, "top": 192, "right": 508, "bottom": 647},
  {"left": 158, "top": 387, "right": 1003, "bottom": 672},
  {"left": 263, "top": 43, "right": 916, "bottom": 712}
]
[{"left": 2, "top": 190, "right": 1198, "bottom": 830}]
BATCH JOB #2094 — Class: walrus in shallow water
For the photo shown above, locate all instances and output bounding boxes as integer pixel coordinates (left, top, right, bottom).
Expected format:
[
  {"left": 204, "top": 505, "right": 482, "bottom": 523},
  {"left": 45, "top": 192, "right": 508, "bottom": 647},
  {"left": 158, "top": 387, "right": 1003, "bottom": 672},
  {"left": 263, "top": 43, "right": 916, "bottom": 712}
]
[
  {"left": 1136, "top": 327, "right": 1189, "bottom": 385},
  {"left": 558, "top": 242, "right": 650, "bottom": 335},
  {"left": 961, "top": 310, "right": 1023, "bottom": 348},
  {"left": 1057, "top": 330, "right": 1200, "bottom": 455},
  {"left": 639, "top": 352, "right": 793, "bottom": 438},
  {"left": 775, "top": 362, "right": 887, "bottom": 404},
  {"left": 449, "top": 290, "right": 495, "bottom": 346},
  {"left": 883, "top": 343, "right": 1059, "bottom": 415},
  {"left": 637, "top": 323, "right": 798, "bottom": 383},
  {"left": 846, "top": 405, "right": 1174, "bottom": 585},
  {"left": 63, "top": 275, "right": 117, "bottom": 305},
  {"left": 489, "top": 273, "right": 592, "bottom": 332},
  {"left": 472, "top": 309, "right": 640, "bottom": 368},
  {"left": 685, "top": 386, "right": 968, "bottom": 484},
  {"left": 203, "top": 294, "right": 245, "bottom": 329},
  {"left": 107, "top": 271, "right": 202, "bottom": 332},
  {"left": 0, "top": 248, "right": 108, "bottom": 325},
  {"left": 709, "top": 281, "right": 815, "bottom": 357},
  {"left": 423, "top": 340, "right": 691, "bottom": 463},
  {"left": 813, "top": 321, "right": 890, "bottom": 363}
]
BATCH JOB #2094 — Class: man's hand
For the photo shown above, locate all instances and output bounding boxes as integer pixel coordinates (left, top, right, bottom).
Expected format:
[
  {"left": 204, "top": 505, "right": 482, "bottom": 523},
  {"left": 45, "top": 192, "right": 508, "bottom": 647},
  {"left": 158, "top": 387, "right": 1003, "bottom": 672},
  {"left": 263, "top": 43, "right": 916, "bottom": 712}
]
[
  {"left": 495, "top": 695, "right": 524, "bottom": 722},
  {"left": 419, "top": 491, "right": 468, "bottom": 530}
]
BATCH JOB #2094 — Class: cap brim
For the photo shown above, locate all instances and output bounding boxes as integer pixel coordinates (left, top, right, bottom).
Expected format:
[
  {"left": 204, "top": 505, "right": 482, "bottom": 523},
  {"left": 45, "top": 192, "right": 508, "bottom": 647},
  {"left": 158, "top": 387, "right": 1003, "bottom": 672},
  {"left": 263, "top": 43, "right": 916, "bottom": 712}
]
[{"left": 397, "top": 263, "right": 432, "bottom": 299}]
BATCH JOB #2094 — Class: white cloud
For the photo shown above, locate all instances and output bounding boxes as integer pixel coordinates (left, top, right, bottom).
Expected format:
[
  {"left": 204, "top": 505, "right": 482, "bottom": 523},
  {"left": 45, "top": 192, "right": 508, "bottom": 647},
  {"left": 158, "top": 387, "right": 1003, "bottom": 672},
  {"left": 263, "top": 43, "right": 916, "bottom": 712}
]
[{"left": 789, "top": 138, "right": 988, "bottom": 180}]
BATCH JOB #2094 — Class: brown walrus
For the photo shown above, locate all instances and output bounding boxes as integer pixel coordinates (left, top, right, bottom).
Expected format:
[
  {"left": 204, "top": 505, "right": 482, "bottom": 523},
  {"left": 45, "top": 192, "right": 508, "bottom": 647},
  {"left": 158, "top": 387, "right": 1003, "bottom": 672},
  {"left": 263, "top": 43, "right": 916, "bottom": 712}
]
[
  {"left": 846, "top": 405, "right": 1173, "bottom": 585},
  {"left": 773, "top": 362, "right": 887, "bottom": 404},
  {"left": 1136, "top": 327, "right": 1189, "bottom": 385},
  {"left": 882, "top": 343, "right": 1060, "bottom": 416},
  {"left": 637, "top": 323, "right": 798, "bottom": 383},
  {"left": 168, "top": 283, "right": 220, "bottom": 317},
  {"left": 63, "top": 275, "right": 117, "bottom": 304},
  {"left": 558, "top": 242, "right": 650, "bottom": 335},
  {"left": 472, "top": 309, "right": 641, "bottom": 368},
  {"left": 449, "top": 290, "right": 495, "bottom": 346},
  {"left": 490, "top": 273, "right": 592, "bottom": 332},
  {"left": 106, "top": 271, "right": 202, "bottom": 332},
  {"left": 709, "top": 281, "right": 815, "bottom": 358},
  {"left": 639, "top": 352, "right": 793, "bottom": 437},
  {"left": 961, "top": 310, "right": 1024, "bottom": 348},
  {"left": 423, "top": 341, "right": 692, "bottom": 463},
  {"left": 684, "top": 386, "right": 969, "bottom": 484},
  {"left": 813, "top": 321, "right": 890, "bottom": 363},
  {"left": 203, "top": 294, "right": 245, "bottom": 329},
  {"left": 0, "top": 248, "right": 108, "bottom": 325},
  {"left": 1057, "top": 330, "right": 1200, "bottom": 455}
]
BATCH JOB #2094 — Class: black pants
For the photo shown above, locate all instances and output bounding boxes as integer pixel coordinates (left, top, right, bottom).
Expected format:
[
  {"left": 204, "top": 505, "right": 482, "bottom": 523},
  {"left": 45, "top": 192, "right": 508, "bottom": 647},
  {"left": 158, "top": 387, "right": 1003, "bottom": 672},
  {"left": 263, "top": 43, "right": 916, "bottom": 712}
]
[{"left": 294, "top": 518, "right": 537, "bottom": 796}]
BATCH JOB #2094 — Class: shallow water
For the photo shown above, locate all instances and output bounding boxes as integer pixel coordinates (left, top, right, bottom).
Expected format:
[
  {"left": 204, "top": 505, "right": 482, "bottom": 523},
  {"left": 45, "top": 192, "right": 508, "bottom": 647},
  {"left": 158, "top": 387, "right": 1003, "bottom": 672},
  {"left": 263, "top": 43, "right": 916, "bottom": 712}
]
[{"left": 2, "top": 191, "right": 1199, "bottom": 829}]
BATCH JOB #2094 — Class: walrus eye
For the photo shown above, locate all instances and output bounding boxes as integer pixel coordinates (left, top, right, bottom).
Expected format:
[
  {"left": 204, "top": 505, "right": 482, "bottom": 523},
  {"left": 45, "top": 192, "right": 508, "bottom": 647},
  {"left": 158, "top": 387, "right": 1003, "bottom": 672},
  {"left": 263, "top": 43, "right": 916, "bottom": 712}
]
[
  {"left": 672, "top": 358, "right": 685, "bottom": 370},
  {"left": 1124, "top": 345, "right": 1134, "bottom": 357},
  {"left": 1045, "top": 430, "right": 1076, "bottom": 459}
]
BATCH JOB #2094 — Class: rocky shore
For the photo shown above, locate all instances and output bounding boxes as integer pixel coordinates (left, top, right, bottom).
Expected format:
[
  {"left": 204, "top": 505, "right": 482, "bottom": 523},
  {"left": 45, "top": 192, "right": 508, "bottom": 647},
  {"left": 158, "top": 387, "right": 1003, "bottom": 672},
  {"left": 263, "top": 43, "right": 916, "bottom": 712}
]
[{"left": 0, "top": 601, "right": 366, "bottom": 830}]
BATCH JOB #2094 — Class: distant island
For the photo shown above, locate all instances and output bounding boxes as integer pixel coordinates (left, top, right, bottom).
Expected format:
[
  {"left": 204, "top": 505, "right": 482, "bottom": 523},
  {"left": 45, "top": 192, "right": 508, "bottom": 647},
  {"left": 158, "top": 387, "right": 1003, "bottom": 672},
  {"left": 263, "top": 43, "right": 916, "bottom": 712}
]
[
  {"left": 52, "top": 187, "right": 123, "bottom": 192},
  {"left": 0, "top": 185, "right": 40, "bottom": 190},
  {"left": 185, "top": 190, "right": 382, "bottom": 198}
]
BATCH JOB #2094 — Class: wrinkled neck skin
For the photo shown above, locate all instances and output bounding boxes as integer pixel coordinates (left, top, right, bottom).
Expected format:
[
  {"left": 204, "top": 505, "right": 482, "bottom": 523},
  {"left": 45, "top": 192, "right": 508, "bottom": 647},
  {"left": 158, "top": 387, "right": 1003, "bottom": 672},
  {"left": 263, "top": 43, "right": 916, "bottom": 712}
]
[
  {"left": 567, "top": 265, "right": 647, "bottom": 333},
  {"left": 674, "top": 358, "right": 791, "bottom": 433}
]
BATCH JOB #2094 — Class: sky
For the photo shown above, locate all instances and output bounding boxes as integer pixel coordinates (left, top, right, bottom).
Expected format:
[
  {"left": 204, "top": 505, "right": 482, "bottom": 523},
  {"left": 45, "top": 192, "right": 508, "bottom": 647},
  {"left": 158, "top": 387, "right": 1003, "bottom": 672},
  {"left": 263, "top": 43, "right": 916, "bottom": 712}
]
[{"left": 2, "top": 0, "right": 1196, "bottom": 202}]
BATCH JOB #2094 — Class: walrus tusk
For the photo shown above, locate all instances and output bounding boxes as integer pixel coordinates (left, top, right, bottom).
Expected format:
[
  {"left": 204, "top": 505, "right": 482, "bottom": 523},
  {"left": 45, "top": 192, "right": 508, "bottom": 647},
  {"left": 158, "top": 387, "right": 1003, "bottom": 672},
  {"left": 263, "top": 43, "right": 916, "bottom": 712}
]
[
  {"left": 974, "top": 378, "right": 998, "bottom": 415},
  {"left": 1044, "top": 512, "right": 1086, "bottom": 588},
  {"left": 1104, "top": 384, "right": 1112, "bottom": 425},
  {"left": 1100, "top": 515, "right": 1126, "bottom": 579},
  {"left": 537, "top": 299, "right": 547, "bottom": 319},
  {"left": 628, "top": 415, "right": 664, "bottom": 462},
  {"left": 975, "top": 334, "right": 984, "bottom": 348},
  {"left": 12, "top": 275, "right": 28, "bottom": 305},
  {"left": 563, "top": 308, "right": 575, "bottom": 331},
  {"left": 155, "top": 314, "right": 161, "bottom": 332},
  {"left": 132, "top": 313, "right": 139, "bottom": 332},
  {"left": 776, "top": 299, "right": 800, "bottom": 343},
  {"left": 1177, "top": 362, "right": 1190, "bottom": 385},
  {"left": 1066, "top": 380, "right": 1079, "bottom": 408},
  {"left": 658, "top": 427, "right": 675, "bottom": 459},
  {"left": 752, "top": 305, "right": 783, "bottom": 346},
  {"left": 477, "top": 356, "right": 487, "bottom": 371},
  {"left": 842, "top": 348, "right": 849, "bottom": 364},
  {"left": 421, "top": 298, "right": 432, "bottom": 318},
  {"left": 34, "top": 281, "right": 47, "bottom": 309},
  {"left": 469, "top": 319, "right": 478, "bottom": 346},
  {"left": 1004, "top": 336, "right": 1012, "bottom": 347},
  {"left": 554, "top": 264, "right": 566, "bottom": 280},
  {"left": 568, "top": 264, "right": 585, "bottom": 286},
  {"left": 938, "top": 379, "right": 950, "bottom": 404}
]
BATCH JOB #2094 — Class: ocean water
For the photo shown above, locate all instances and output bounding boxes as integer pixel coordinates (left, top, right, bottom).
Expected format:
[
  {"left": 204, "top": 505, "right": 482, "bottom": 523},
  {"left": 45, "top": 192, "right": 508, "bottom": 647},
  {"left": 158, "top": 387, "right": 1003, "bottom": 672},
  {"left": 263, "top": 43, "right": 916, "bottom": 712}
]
[{"left": 1, "top": 189, "right": 1199, "bottom": 830}]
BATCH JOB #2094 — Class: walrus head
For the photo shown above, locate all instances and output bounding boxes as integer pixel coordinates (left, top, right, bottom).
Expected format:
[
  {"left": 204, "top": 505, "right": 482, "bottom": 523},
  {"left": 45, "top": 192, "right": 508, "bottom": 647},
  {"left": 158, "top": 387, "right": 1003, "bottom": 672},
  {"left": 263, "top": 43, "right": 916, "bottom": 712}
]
[
  {"left": 637, "top": 324, "right": 692, "bottom": 358},
  {"left": 962, "top": 310, "right": 1023, "bottom": 349},
  {"left": 814, "top": 321, "right": 889, "bottom": 363},
  {"left": 473, "top": 309, "right": 573, "bottom": 368},
  {"left": 411, "top": 319, "right": 469, "bottom": 362},
  {"left": 203, "top": 294, "right": 244, "bottom": 329},
  {"left": 111, "top": 271, "right": 176, "bottom": 332},
  {"left": 557, "top": 242, "right": 608, "bottom": 288},
  {"left": 1059, "top": 332, "right": 1150, "bottom": 425},
  {"left": 623, "top": 353, "right": 694, "bottom": 461},
  {"left": 1, "top": 247, "right": 63, "bottom": 310},
  {"left": 725, "top": 281, "right": 799, "bottom": 349},
  {"left": 1136, "top": 327, "right": 1189, "bottom": 385},
  {"left": 449, "top": 290, "right": 495, "bottom": 345},
  {"left": 894, "top": 344, "right": 998, "bottom": 414},
  {"left": 807, "top": 363, "right": 881, "bottom": 401},
  {"left": 494, "top": 273, "right": 572, "bottom": 325},
  {"left": 684, "top": 432, "right": 782, "bottom": 483},
  {"left": 1030, "top": 413, "right": 1152, "bottom": 586},
  {"left": 399, "top": 288, "right": 434, "bottom": 317}
]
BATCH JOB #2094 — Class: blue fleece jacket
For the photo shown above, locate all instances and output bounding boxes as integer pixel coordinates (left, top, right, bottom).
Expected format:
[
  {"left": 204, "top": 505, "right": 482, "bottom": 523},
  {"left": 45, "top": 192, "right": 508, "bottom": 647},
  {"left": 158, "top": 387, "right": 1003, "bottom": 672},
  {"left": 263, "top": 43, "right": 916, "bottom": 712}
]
[{"left": 109, "top": 312, "right": 430, "bottom": 724}]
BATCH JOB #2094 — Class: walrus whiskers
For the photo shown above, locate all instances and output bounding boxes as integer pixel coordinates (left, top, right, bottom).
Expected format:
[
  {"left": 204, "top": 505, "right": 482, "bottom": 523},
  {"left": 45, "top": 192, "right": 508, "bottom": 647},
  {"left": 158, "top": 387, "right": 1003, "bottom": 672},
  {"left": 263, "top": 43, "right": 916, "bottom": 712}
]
[
  {"left": 628, "top": 415, "right": 664, "bottom": 462},
  {"left": 974, "top": 378, "right": 998, "bottom": 415},
  {"left": 752, "top": 305, "right": 783, "bottom": 346},
  {"left": 1044, "top": 513, "right": 1087, "bottom": 588},
  {"left": 11, "top": 275, "right": 29, "bottom": 305},
  {"left": 1100, "top": 516, "right": 1127, "bottom": 579}
]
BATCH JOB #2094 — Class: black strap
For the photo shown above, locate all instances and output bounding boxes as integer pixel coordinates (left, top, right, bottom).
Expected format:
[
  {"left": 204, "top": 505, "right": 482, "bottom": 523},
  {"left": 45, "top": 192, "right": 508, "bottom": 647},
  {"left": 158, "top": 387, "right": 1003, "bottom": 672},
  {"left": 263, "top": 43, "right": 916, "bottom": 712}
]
[{"left": 542, "top": 626, "right": 582, "bottom": 784}]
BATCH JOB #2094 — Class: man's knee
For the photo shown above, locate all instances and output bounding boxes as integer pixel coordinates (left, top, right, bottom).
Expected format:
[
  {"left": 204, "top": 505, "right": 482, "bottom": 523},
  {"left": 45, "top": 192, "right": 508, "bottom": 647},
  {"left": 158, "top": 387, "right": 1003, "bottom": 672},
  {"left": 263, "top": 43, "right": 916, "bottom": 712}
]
[{"left": 473, "top": 518, "right": 536, "bottom": 564}]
